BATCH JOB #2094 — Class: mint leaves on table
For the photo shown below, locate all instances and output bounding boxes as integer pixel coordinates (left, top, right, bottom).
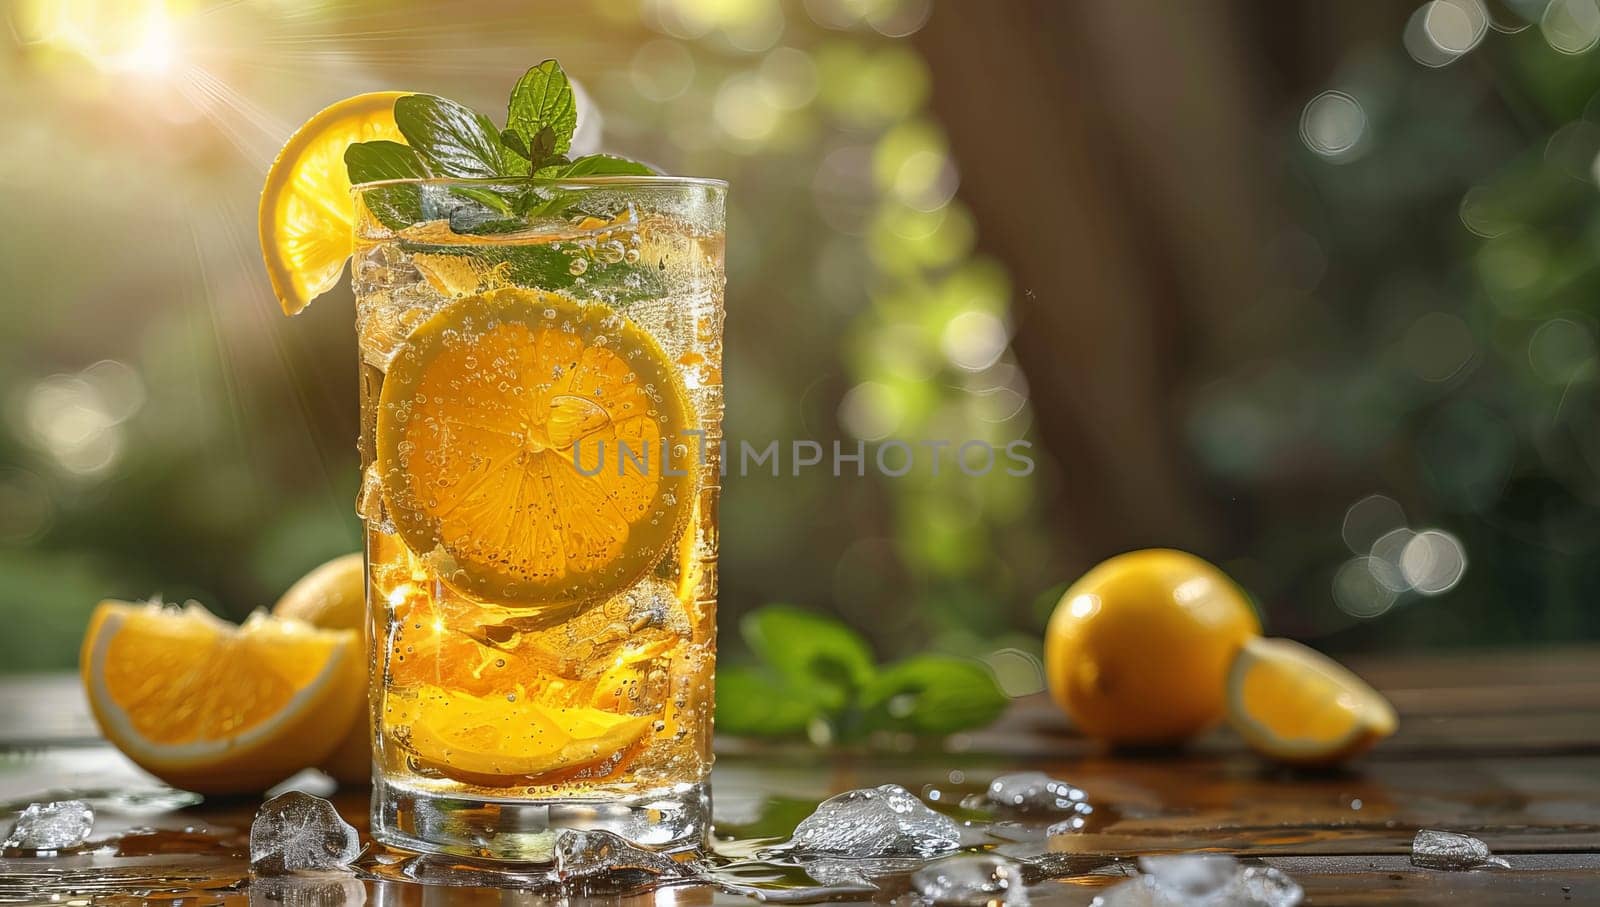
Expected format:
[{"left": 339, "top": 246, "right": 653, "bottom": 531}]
[
  {"left": 343, "top": 59, "right": 656, "bottom": 230},
  {"left": 715, "top": 604, "right": 1009, "bottom": 744}
]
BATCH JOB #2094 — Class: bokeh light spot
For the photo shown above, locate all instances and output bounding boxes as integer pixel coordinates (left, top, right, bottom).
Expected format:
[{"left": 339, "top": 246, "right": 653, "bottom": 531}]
[
  {"left": 1403, "top": 312, "right": 1476, "bottom": 382},
  {"left": 1542, "top": 0, "right": 1600, "bottom": 53},
  {"left": 1528, "top": 317, "right": 1596, "bottom": 384},
  {"left": 1342, "top": 494, "right": 1408, "bottom": 555},
  {"left": 1334, "top": 557, "right": 1400, "bottom": 618},
  {"left": 1401, "top": 529, "right": 1468, "bottom": 594},
  {"left": 839, "top": 380, "right": 904, "bottom": 440},
  {"left": 1300, "top": 91, "right": 1367, "bottom": 158},
  {"left": 983, "top": 648, "right": 1044, "bottom": 697},
  {"left": 941, "top": 310, "right": 1009, "bottom": 372},
  {"left": 630, "top": 40, "right": 696, "bottom": 102}
]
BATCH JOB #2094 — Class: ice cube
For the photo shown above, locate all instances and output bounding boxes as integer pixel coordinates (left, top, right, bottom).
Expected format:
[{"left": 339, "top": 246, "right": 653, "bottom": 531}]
[
  {"left": 1233, "top": 866, "right": 1305, "bottom": 907},
  {"left": 789, "top": 784, "right": 962, "bottom": 858},
  {"left": 912, "top": 854, "right": 1029, "bottom": 906},
  {"left": 802, "top": 855, "right": 923, "bottom": 888},
  {"left": 248, "top": 871, "right": 367, "bottom": 907},
  {"left": 249, "top": 791, "right": 361, "bottom": 875},
  {"left": 1410, "top": 828, "right": 1510, "bottom": 870},
  {"left": 1090, "top": 856, "right": 1303, "bottom": 907},
  {"left": 1137, "top": 855, "right": 1238, "bottom": 899},
  {"left": 985, "top": 772, "right": 1089, "bottom": 815},
  {"left": 554, "top": 829, "right": 694, "bottom": 881},
  {"left": 3, "top": 800, "right": 94, "bottom": 850}
]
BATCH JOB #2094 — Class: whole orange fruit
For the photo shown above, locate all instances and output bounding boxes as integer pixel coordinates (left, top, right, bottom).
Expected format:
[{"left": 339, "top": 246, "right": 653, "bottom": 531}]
[{"left": 1045, "top": 549, "right": 1260, "bottom": 745}]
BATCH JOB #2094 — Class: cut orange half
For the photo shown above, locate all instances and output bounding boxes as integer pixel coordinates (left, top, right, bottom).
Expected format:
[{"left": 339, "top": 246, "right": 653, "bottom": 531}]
[
  {"left": 80, "top": 601, "right": 365, "bottom": 794},
  {"left": 1226, "top": 636, "right": 1397, "bottom": 766},
  {"left": 376, "top": 288, "right": 694, "bottom": 608},
  {"left": 259, "top": 91, "right": 409, "bottom": 315},
  {"left": 401, "top": 687, "right": 650, "bottom": 781}
]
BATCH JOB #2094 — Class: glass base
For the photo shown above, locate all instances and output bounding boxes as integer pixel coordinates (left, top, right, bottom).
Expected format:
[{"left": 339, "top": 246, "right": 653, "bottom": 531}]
[{"left": 371, "top": 778, "right": 711, "bottom": 862}]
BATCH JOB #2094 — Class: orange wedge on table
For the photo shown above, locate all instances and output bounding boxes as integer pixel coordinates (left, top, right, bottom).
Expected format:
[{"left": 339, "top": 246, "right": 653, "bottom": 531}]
[
  {"left": 1226, "top": 636, "right": 1398, "bottom": 766},
  {"left": 259, "top": 90, "right": 408, "bottom": 315},
  {"left": 376, "top": 287, "right": 694, "bottom": 608},
  {"left": 80, "top": 601, "right": 365, "bottom": 794}
]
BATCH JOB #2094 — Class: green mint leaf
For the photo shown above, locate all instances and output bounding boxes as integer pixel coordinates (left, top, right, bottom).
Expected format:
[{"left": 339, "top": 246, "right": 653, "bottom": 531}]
[
  {"left": 500, "top": 128, "right": 530, "bottom": 161},
  {"left": 553, "top": 154, "right": 656, "bottom": 177},
  {"left": 858, "top": 655, "right": 1007, "bottom": 736},
  {"left": 395, "top": 94, "right": 518, "bottom": 178},
  {"left": 507, "top": 60, "right": 578, "bottom": 160},
  {"left": 345, "top": 140, "right": 430, "bottom": 183},
  {"left": 344, "top": 140, "right": 430, "bottom": 229},
  {"left": 741, "top": 605, "right": 876, "bottom": 711},
  {"left": 529, "top": 128, "right": 559, "bottom": 170},
  {"left": 394, "top": 237, "right": 671, "bottom": 303},
  {"left": 714, "top": 666, "right": 821, "bottom": 737}
]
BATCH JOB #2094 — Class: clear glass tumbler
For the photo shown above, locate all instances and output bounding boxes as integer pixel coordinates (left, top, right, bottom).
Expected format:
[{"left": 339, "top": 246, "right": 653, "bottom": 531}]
[{"left": 350, "top": 177, "right": 725, "bottom": 860}]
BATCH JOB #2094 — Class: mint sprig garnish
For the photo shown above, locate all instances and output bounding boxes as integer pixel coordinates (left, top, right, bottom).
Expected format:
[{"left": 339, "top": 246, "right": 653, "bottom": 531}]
[
  {"left": 507, "top": 59, "right": 578, "bottom": 167},
  {"left": 394, "top": 94, "right": 527, "bottom": 177},
  {"left": 344, "top": 59, "right": 656, "bottom": 229}
]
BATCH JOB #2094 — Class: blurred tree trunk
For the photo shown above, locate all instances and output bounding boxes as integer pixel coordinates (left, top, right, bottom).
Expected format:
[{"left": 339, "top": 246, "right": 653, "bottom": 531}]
[{"left": 915, "top": 0, "right": 1360, "bottom": 566}]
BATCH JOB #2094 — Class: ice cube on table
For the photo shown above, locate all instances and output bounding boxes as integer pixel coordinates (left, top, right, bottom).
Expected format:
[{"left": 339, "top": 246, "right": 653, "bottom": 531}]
[
  {"left": 1137, "top": 855, "right": 1239, "bottom": 900},
  {"left": 789, "top": 784, "right": 962, "bottom": 858},
  {"left": 248, "top": 871, "right": 367, "bottom": 907},
  {"left": 1232, "top": 866, "right": 1306, "bottom": 906},
  {"left": 1410, "top": 828, "right": 1510, "bottom": 870},
  {"left": 554, "top": 829, "right": 694, "bottom": 881},
  {"left": 1090, "top": 856, "right": 1303, "bottom": 907},
  {"left": 911, "top": 854, "right": 1029, "bottom": 906},
  {"left": 985, "top": 772, "right": 1089, "bottom": 815},
  {"left": 3, "top": 800, "right": 94, "bottom": 851},
  {"left": 249, "top": 791, "right": 361, "bottom": 875}
]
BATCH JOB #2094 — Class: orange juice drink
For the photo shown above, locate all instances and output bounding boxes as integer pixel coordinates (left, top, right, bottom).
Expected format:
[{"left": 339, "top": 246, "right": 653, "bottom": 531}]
[{"left": 352, "top": 177, "right": 725, "bottom": 860}]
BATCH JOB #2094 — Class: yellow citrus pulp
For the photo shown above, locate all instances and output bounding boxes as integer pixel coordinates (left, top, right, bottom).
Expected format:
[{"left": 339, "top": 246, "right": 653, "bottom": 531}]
[
  {"left": 259, "top": 91, "right": 408, "bottom": 315},
  {"left": 80, "top": 601, "right": 364, "bottom": 794},
  {"left": 395, "top": 688, "right": 651, "bottom": 782},
  {"left": 1227, "top": 636, "right": 1397, "bottom": 765},
  {"left": 376, "top": 287, "right": 693, "bottom": 608},
  {"left": 1045, "top": 549, "right": 1261, "bottom": 745}
]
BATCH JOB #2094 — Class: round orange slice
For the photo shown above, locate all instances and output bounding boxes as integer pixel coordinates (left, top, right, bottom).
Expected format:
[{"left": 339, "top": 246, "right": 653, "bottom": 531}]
[
  {"left": 377, "top": 288, "right": 695, "bottom": 608},
  {"left": 1226, "top": 636, "right": 1398, "bottom": 766},
  {"left": 80, "top": 600, "right": 365, "bottom": 794},
  {"left": 259, "top": 91, "right": 408, "bottom": 315},
  {"left": 401, "top": 687, "right": 651, "bottom": 781}
]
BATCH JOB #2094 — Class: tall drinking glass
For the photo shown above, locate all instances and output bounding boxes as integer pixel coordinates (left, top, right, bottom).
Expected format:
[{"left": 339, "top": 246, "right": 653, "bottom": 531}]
[{"left": 351, "top": 177, "right": 725, "bottom": 860}]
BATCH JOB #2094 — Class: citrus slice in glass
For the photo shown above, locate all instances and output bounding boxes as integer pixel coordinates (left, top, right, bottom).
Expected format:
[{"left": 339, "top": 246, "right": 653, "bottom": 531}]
[
  {"left": 1226, "top": 636, "right": 1397, "bottom": 765},
  {"left": 79, "top": 600, "right": 365, "bottom": 794},
  {"left": 377, "top": 288, "right": 695, "bottom": 608},
  {"left": 402, "top": 687, "right": 650, "bottom": 780},
  {"left": 259, "top": 91, "right": 408, "bottom": 315}
]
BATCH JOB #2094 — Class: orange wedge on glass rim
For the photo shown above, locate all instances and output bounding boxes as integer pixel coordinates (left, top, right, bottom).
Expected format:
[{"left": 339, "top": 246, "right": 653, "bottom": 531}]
[
  {"left": 1226, "top": 636, "right": 1397, "bottom": 766},
  {"left": 80, "top": 600, "right": 365, "bottom": 794},
  {"left": 259, "top": 91, "right": 409, "bottom": 315}
]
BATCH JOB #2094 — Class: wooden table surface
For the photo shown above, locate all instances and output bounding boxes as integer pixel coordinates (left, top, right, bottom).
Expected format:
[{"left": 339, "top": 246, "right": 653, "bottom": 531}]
[{"left": 2, "top": 647, "right": 1598, "bottom": 905}]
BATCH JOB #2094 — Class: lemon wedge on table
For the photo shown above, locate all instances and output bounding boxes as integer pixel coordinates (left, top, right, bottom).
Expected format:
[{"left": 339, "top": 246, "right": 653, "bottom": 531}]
[
  {"left": 259, "top": 91, "right": 408, "bottom": 315},
  {"left": 1226, "top": 636, "right": 1398, "bottom": 766},
  {"left": 80, "top": 600, "right": 365, "bottom": 794}
]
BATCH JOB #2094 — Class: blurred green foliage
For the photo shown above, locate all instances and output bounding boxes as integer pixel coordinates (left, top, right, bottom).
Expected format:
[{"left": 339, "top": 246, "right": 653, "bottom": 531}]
[{"left": 5, "top": 0, "right": 1600, "bottom": 679}]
